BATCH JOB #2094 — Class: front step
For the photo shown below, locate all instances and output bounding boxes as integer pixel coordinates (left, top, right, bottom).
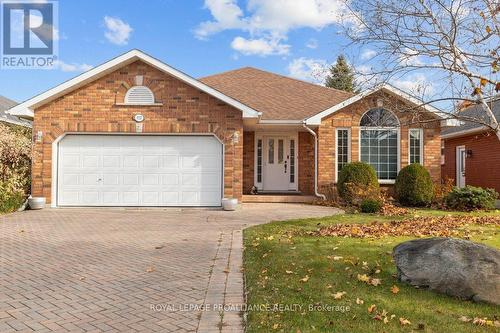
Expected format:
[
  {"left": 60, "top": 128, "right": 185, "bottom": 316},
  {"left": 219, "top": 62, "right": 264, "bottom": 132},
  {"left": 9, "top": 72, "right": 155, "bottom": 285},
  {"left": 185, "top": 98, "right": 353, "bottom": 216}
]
[{"left": 242, "top": 195, "right": 317, "bottom": 203}]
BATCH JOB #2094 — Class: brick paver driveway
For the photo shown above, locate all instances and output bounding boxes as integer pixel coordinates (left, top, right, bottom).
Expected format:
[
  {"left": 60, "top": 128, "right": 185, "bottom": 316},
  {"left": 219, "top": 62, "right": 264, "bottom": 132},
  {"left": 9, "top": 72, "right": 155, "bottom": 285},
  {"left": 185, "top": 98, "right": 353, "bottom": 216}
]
[{"left": 0, "top": 204, "right": 341, "bottom": 332}]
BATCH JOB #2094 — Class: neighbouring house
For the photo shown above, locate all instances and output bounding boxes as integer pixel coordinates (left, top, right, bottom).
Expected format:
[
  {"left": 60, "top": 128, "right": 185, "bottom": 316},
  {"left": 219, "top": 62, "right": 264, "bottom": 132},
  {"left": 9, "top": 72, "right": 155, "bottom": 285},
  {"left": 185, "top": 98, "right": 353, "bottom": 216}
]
[
  {"left": 6, "top": 50, "right": 442, "bottom": 208},
  {"left": 441, "top": 97, "right": 500, "bottom": 193},
  {"left": 0, "top": 95, "right": 32, "bottom": 128}
]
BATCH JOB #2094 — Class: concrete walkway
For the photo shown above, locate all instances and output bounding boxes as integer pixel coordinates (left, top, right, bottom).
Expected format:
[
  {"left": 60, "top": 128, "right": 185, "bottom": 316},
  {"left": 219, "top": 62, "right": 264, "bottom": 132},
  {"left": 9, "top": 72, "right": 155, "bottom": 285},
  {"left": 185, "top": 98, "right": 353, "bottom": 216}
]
[{"left": 0, "top": 204, "right": 342, "bottom": 332}]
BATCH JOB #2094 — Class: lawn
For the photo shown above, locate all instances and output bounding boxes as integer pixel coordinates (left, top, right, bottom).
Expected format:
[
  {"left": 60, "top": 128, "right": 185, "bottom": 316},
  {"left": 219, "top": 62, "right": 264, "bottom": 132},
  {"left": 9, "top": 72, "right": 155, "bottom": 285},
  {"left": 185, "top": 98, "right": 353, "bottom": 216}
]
[{"left": 243, "top": 209, "right": 500, "bottom": 333}]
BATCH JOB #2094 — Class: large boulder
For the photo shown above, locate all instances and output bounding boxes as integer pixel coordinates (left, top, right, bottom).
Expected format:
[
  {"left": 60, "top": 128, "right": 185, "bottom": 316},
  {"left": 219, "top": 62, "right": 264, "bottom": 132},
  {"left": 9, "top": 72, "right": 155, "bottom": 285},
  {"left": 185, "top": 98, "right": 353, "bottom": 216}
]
[{"left": 393, "top": 237, "right": 500, "bottom": 305}]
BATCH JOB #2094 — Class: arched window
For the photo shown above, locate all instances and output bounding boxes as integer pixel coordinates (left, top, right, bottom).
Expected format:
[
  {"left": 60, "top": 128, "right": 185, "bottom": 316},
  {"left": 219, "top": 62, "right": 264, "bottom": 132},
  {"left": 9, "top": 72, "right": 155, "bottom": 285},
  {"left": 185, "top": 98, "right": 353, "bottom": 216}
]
[
  {"left": 124, "top": 86, "right": 155, "bottom": 105},
  {"left": 359, "top": 109, "right": 400, "bottom": 182},
  {"left": 360, "top": 108, "right": 399, "bottom": 127}
]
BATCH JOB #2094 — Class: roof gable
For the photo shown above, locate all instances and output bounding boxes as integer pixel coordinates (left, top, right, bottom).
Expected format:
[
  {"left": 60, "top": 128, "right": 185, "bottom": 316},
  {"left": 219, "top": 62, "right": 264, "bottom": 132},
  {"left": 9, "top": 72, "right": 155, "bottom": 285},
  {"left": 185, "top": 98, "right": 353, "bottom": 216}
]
[
  {"left": 0, "top": 95, "right": 32, "bottom": 128},
  {"left": 7, "top": 50, "right": 261, "bottom": 119},
  {"left": 442, "top": 97, "right": 499, "bottom": 138},
  {"left": 305, "top": 84, "right": 444, "bottom": 125},
  {"left": 200, "top": 67, "right": 353, "bottom": 120}
]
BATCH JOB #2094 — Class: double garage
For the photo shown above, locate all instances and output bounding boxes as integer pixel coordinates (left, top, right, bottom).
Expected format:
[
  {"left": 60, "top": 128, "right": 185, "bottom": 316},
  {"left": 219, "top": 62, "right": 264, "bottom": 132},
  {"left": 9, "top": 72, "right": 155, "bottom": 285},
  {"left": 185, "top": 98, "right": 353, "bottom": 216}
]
[{"left": 56, "top": 134, "right": 223, "bottom": 207}]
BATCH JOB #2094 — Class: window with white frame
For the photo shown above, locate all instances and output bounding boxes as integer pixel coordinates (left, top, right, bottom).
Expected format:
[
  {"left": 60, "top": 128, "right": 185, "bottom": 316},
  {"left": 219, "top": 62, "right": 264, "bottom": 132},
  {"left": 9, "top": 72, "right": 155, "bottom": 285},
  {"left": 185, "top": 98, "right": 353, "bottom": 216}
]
[
  {"left": 409, "top": 128, "right": 423, "bottom": 164},
  {"left": 336, "top": 128, "right": 350, "bottom": 180},
  {"left": 360, "top": 108, "right": 400, "bottom": 181},
  {"left": 257, "top": 139, "right": 263, "bottom": 183}
]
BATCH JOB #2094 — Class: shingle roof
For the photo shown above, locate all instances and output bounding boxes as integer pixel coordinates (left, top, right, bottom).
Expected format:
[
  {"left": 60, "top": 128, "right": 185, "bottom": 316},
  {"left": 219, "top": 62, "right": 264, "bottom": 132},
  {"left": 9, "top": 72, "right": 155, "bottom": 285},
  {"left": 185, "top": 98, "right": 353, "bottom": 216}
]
[
  {"left": 199, "top": 67, "right": 354, "bottom": 120},
  {"left": 442, "top": 97, "right": 500, "bottom": 136},
  {"left": 0, "top": 95, "right": 32, "bottom": 127}
]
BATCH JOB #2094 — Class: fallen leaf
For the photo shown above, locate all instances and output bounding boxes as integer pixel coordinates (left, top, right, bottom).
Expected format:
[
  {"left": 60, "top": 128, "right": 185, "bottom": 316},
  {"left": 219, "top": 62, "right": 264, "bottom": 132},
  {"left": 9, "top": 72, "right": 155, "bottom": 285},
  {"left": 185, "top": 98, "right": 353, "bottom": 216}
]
[
  {"left": 79, "top": 276, "right": 85, "bottom": 281},
  {"left": 368, "top": 304, "right": 376, "bottom": 313},
  {"left": 399, "top": 317, "right": 411, "bottom": 326},
  {"left": 146, "top": 266, "right": 155, "bottom": 273},
  {"left": 154, "top": 245, "right": 164, "bottom": 250},
  {"left": 356, "top": 298, "right": 364, "bottom": 305},
  {"left": 333, "top": 256, "right": 343, "bottom": 261},
  {"left": 272, "top": 323, "right": 279, "bottom": 329},
  {"left": 333, "top": 291, "right": 346, "bottom": 300},
  {"left": 285, "top": 270, "right": 293, "bottom": 274},
  {"left": 370, "top": 278, "right": 382, "bottom": 286},
  {"left": 391, "top": 285, "right": 400, "bottom": 294},
  {"left": 300, "top": 275, "right": 309, "bottom": 283},
  {"left": 357, "top": 274, "right": 370, "bottom": 282}
]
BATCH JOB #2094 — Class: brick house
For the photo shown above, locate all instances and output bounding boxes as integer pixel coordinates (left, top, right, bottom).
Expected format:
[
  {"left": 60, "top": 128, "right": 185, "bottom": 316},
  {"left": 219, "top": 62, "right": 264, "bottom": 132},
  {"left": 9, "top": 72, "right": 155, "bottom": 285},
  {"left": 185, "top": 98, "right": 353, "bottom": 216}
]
[
  {"left": 7, "top": 50, "right": 442, "bottom": 207},
  {"left": 441, "top": 97, "right": 500, "bottom": 193}
]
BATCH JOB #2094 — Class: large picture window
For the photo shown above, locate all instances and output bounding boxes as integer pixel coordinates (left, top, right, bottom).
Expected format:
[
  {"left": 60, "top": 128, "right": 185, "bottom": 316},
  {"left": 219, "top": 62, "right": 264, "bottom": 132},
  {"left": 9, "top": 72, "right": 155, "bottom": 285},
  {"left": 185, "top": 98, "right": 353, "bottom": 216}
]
[{"left": 360, "top": 109, "right": 400, "bottom": 182}]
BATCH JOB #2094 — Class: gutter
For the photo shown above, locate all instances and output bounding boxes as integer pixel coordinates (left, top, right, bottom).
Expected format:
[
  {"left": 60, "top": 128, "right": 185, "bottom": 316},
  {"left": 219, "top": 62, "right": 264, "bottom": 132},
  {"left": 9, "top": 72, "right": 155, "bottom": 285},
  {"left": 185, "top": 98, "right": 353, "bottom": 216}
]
[
  {"left": 441, "top": 126, "right": 488, "bottom": 139},
  {"left": 302, "top": 122, "right": 326, "bottom": 200}
]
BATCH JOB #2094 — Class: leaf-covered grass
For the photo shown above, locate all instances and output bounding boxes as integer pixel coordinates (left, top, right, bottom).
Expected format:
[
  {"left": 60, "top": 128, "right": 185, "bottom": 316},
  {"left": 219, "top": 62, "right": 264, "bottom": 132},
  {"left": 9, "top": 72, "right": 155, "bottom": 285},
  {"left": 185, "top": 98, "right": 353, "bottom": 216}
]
[{"left": 243, "top": 210, "right": 500, "bottom": 333}]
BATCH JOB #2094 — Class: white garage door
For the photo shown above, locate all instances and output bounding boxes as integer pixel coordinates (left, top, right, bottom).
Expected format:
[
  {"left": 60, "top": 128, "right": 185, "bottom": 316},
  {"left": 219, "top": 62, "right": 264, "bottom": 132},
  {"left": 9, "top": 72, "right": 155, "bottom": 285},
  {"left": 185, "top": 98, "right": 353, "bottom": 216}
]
[{"left": 57, "top": 135, "right": 223, "bottom": 207}]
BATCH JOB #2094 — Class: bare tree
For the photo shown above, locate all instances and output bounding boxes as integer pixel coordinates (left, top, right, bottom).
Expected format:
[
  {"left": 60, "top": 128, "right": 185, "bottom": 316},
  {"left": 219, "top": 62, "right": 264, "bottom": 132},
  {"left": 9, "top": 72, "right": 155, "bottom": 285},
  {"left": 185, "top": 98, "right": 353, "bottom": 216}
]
[{"left": 343, "top": 0, "right": 500, "bottom": 139}]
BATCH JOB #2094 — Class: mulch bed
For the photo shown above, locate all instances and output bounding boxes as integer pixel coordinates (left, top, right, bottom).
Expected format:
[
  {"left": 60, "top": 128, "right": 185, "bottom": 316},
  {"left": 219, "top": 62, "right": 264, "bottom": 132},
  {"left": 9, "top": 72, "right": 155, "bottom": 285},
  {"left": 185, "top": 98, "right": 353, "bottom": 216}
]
[{"left": 314, "top": 215, "right": 500, "bottom": 238}]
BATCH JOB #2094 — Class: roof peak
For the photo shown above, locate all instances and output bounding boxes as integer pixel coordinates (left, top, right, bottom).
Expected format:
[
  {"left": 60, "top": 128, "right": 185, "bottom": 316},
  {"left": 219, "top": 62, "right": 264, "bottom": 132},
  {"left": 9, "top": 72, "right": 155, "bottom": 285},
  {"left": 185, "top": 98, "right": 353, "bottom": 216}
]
[{"left": 201, "top": 66, "right": 354, "bottom": 96}]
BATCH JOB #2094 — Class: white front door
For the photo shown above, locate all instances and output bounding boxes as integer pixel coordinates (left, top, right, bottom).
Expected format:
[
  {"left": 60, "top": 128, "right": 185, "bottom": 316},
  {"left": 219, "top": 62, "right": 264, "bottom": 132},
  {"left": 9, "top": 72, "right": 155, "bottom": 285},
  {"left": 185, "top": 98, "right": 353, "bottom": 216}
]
[
  {"left": 456, "top": 146, "right": 466, "bottom": 188},
  {"left": 57, "top": 135, "right": 223, "bottom": 207},
  {"left": 263, "top": 136, "right": 291, "bottom": 191}
]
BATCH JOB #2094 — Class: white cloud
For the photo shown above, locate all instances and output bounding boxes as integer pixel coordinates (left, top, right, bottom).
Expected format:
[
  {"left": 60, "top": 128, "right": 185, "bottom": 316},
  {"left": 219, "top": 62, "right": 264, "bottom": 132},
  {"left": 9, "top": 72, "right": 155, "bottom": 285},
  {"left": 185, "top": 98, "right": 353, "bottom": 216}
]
[
  {"left": 195, "top": 0, "right": 246, "bottom": 39},
  {"left": 399, "top": 48, "right": 424, "bottom": 66},
  {"left": 103, "top": 16, "right": 132, "bottom": 45},
  {"left": 391, "top": 73, "right": 434, "bottom": 95},
  {"left": 196, "top": 0, "right": 360, "bottom": 56},
  {"left": 231, "top": 36, "right": 290, "bottom": 56},
  {"left": 361, "top": 49, "right": 376, "bottom": 60},
  {"left": 306, "top": 38, "right": 318, "bottom": 49},
  {"left": 287, "top": 57, "right": 328, "bottom": 84},
  {"left": 54, "top": 60, "right": 93, "bottom": 72}
]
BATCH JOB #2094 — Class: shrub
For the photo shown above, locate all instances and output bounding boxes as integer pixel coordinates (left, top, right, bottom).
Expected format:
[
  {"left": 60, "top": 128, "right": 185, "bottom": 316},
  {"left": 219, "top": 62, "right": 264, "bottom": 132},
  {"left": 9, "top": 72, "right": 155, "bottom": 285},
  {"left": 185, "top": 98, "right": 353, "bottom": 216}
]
[
  {"left": 445, "top": 186, "right": 498, "bottom": 211},
  {"left": 337, "top": 162, "right": 379, "bottom": 205},
  {"left": 360, "top": 198, "right": 382, "bottom": 213},
  {"left": 0, "top": 123, "right": 31, "bottom": 213},
  {"left": 0, "top": 176, "right": 27, "bottom": 213},
  {"left": 394, "top": 164, "right": 434, "bottom": 207}
]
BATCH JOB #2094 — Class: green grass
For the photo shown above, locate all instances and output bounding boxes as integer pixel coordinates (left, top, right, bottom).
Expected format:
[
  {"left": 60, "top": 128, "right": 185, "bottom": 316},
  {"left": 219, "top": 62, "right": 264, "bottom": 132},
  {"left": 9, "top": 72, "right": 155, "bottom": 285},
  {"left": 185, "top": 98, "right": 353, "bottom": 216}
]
[{"left": 243, "top": 210, "right": 500, "bottom": 333}]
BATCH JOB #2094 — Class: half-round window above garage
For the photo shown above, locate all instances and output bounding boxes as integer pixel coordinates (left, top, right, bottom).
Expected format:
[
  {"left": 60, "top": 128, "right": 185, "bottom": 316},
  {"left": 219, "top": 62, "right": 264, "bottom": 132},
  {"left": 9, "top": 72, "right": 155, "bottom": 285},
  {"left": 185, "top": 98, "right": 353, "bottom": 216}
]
[{"left": 124, "top": 86, "right": 155, "bottom": 105}]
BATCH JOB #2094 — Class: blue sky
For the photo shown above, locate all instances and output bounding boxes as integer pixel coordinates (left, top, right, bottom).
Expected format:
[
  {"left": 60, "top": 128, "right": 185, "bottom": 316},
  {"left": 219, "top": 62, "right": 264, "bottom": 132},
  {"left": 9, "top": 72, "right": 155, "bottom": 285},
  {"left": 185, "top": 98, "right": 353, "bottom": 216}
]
[{"left": 1, "top": 0, "right": 426, "bottom": 103}]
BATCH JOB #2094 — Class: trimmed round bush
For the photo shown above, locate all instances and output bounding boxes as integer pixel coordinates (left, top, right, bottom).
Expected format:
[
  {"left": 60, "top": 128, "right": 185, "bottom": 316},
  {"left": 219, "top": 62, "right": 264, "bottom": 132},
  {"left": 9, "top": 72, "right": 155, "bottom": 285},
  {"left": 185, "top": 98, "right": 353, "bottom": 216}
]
[
  {"left": 360, "top": 198, "right": 382, "bottom": 213},
  {"left": 337, "top": 162, "right": 379, "bottom": 205},
  {"left": 445, "top": 186, "right": 498, "bottom": 211},
  {"left": 394, "top": 164, "right": 434, "bottom": 207}
]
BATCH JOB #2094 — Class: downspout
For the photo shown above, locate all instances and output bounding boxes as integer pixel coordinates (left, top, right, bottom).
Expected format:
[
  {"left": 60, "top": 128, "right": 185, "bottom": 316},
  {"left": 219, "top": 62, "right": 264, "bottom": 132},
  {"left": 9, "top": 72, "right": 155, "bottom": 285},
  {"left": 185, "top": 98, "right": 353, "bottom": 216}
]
[{"left": 302, "top": 122, "right": 327, "bottom": 200}]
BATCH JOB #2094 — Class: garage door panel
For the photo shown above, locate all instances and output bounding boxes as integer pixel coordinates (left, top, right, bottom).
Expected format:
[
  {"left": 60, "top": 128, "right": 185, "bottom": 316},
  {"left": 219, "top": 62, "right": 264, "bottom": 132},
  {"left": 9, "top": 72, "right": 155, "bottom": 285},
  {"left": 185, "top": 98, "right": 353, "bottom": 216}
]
[
  {"left": 58, "top": 135, "right": 222, "bottom": 206},
  {"left": 123, "top": 174, "right": 139, "bottom": 185},
  {"left": 163, "top": 174, "right": 179, "bottom": 185},
  {"left": 123, "top": 155, "right": 140, "bottom": 168},
  {"left": 61, "top": 154, "right": 80, "bottom": 168},
  {"left": 123, "top": 192, "right": 139, "bottom": 204}
]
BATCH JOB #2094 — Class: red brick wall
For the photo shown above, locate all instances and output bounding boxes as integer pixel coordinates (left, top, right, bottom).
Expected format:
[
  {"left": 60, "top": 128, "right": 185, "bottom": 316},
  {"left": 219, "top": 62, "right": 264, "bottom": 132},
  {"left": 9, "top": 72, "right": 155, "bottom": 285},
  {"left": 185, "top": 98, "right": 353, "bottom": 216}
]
[
  {"left": 32, "top": 60, "right": 244, "bottom": 203},
  {"left": 442, "top": 132, "right": 500, "bottom": 193},
  {"left": 243, "top": 131, "right": 254, "bottom": 194},
  {"left": 299, "top": 131, "right": 315, "bottom": 195},
  {"left": 317, "top": 92, "right": 441, "bottom": 191}
]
